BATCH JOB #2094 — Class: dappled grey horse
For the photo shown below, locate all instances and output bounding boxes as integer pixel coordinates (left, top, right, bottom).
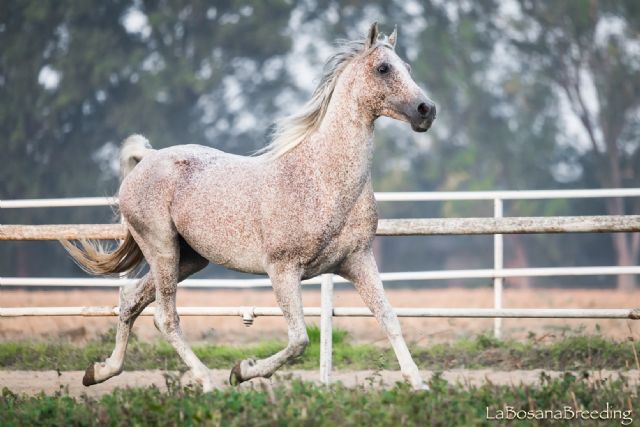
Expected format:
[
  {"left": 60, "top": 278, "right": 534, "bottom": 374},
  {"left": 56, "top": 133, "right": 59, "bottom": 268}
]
[{"left": 63, "top": 23, "right": 436, "bottom": 391}]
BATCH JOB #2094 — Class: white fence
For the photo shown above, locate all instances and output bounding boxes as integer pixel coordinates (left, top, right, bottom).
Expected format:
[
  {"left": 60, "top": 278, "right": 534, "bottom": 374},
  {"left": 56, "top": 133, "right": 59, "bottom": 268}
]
[{"left": 2, "top": 189, "right": 640, "bottom": 384}]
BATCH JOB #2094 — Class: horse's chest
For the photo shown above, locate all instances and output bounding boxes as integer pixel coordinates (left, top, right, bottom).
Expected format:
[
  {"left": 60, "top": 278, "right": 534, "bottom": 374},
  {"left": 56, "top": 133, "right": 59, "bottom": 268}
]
[
  {"left": 308, "top": 217, "right": 374, "bottom": 271},
  {"left": 299, "top": 194, "right": 377, "bottom": 276}
]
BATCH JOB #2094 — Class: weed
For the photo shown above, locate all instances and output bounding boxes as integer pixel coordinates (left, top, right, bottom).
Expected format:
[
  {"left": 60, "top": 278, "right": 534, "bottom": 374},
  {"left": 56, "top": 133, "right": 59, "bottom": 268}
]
[
  {"left": 2, "top": 331, "right": 640, "bottom": 372},
  {"left": 1, "top": 376, "right": 638, "bottom": 426}
]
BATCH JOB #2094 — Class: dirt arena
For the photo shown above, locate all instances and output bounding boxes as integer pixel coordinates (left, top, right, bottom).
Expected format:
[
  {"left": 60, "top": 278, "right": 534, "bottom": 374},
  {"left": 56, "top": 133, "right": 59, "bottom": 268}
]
[
  {"left": 2, "top": 288, "right": 639, "bottom": 344},
  {"left": 4, "top": 369, "right": 639, "bottom": 397}
]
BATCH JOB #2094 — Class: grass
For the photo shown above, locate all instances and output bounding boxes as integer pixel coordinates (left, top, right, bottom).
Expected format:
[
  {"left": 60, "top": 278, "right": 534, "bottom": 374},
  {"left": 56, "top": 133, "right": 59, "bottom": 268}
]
[
  {"left": 1, "top": 373, "right": 638, "bottom": 426},
  {"left": 2, "top": 329, "right": 639, "bottom": 425},
  {"left": 1, "top": 327, "right": 640, "bottom": 372},
  {"left": 412, "top": 333, "right": 640, "bottom": 371}
]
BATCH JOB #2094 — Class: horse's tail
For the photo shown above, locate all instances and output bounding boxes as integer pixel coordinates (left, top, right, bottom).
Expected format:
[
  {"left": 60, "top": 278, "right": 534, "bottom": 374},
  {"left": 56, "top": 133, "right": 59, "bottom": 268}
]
[
  {"left": 119, "top": 134, "right": 153, "bottom": 180},
  {"left": 60, "top": 231, "right": 145, "bottom": 276},
  {"left": 60, "top": 134, "right": 153, "bottom": 276}
]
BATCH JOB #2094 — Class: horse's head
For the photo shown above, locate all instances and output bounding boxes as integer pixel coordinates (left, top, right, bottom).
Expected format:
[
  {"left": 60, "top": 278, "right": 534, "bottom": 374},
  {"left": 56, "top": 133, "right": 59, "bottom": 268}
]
[{"left": 349, "top": 23, "right": 436, "bottom": 132}]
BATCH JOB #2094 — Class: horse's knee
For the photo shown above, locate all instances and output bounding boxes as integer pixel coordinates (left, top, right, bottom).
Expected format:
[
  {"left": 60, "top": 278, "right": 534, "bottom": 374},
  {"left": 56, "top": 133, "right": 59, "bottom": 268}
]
[
  {"left": 157, "top": 319, "right": 178, "bottom": 335},
  {"left": 120, "top": 292, "right": 154, "bottom": 323},
  {"left": 154, "top": 310, "right": 179, "bottom": 335},
  {"left": 289, "top": 336, "right": 309, "bottom": 357},
  {"left": 119, "top": 308, "right": 134, "bottom": 324},
  {"left": 119, "top": 276, "right": 155, "bottom": 321}
]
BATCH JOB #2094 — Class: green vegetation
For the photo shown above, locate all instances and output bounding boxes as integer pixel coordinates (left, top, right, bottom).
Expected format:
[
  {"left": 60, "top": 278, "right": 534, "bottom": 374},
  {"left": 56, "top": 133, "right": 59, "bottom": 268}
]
[
  {"left": 3, "top": 330, "right": 638, "bottom": 425},
  {"left": 2, "top": 328, "right": 639, "bottom": 372},
  {"left": 2, "top": 374, "right": 638, "bottom": 426}
]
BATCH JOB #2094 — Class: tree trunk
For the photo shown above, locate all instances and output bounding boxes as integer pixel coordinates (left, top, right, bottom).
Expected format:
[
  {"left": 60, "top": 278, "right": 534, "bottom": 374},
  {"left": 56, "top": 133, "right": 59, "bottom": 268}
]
[
  {"left": 604, "top": 136, "right": 637, "bottom": 291},
  {"left": 606, "top": 196, "right": 637, "bottom": 291},
  {"left": 601, "top": 112, "right": 636, "bottom": 292},
  {"left": 611, "top": 232, "right": 636, "bottom": 291}
]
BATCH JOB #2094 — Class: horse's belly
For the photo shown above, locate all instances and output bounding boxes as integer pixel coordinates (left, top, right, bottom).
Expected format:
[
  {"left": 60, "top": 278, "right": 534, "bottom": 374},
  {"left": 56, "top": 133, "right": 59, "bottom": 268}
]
[
  {"left": 177, "top": 218, "right": 266, "bottom": 274},
  {"left": 171, "top": 186, "right": 266, "bottom": 274}
]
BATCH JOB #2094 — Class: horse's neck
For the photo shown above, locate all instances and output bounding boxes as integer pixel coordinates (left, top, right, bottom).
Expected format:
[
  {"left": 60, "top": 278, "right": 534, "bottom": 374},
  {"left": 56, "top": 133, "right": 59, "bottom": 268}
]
[{"left": 278, "top": 92, "right": 375, "bottom": 198}]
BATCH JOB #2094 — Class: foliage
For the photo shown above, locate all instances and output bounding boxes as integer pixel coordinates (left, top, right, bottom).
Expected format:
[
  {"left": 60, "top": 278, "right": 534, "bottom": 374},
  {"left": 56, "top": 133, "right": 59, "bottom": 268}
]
[
  {"left": 2, "top": 330, "right": 640, "bottom": 372},
  {"left": 507, "top": 0, "right": 640, "bottom": 288},
  {"left": 1, "top": 0, "right": 638, "bottom": 282},
  {"left": 0, "top": 0, "right": 297, "bottom": 276},
  {"left": 1, "top": 374, "right": 638, "bottom": 426}
]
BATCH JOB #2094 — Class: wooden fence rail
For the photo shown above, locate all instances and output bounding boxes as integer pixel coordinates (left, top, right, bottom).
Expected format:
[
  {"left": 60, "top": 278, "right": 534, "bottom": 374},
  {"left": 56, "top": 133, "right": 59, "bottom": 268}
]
[
  {"left": 2, "top": 306, "right": 639, "bottom": 319},
  {"left": 1, "top": 215, "right": 639, "bottom": 240}
]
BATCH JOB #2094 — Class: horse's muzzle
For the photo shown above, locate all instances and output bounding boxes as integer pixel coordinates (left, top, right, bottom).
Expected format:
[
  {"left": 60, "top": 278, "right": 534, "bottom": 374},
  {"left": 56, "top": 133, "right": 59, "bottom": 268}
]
[{"left": 410, "top": 101, "right": 436, "bottom": 132}]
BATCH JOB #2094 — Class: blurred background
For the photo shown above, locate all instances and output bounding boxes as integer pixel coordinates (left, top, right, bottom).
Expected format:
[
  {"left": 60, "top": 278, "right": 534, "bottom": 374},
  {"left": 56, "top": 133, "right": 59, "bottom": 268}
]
[{"left": 1, "top": 0, "right": 639, "bottom": 291}]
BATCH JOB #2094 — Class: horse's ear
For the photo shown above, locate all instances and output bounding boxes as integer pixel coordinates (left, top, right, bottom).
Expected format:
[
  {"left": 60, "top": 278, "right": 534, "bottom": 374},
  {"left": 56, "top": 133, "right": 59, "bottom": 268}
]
[
  {"left": 388, "top": 25, "right": 397, "bottom": 49},
  {"left": 365, "top": 22, "right": 379, "bottom": 49}
]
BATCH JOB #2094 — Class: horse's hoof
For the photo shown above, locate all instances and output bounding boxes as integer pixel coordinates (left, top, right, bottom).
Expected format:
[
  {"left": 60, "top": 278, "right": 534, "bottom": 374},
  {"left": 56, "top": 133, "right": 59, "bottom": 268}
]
[
  {"left": 201, "top": 378, "right": 216, "bottom": 393},
  {"left": 229, "top": 361, "right": 245, "bottom": 386},
  {"left": 413, "top": 382, "right": 430, "bottom": 391},
  {"left": 82, "top": 364, "right": 97, "bottom": 387}
]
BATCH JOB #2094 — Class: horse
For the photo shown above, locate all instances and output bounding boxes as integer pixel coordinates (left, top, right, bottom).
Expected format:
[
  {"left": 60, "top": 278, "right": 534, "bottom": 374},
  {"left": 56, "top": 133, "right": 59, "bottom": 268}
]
[{"left": 62, "top": 22, "right": 436, "bottom": 391}]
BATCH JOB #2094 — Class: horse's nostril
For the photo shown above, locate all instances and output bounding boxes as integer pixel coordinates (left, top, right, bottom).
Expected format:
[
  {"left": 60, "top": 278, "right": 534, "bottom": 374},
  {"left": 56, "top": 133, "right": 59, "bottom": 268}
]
[{"left": 417, "top": 102, "right": 430, "bottom": 117}]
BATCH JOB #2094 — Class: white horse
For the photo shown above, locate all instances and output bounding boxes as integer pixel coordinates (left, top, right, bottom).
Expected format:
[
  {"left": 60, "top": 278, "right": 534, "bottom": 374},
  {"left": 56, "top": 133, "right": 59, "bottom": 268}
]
[{"left": 63, "top": 23, "right": 436, "bottom": 391}]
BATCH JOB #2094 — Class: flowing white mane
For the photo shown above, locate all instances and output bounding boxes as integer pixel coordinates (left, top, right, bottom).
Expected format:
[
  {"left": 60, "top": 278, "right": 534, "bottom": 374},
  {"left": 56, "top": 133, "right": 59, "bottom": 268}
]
[{"left": 256, "top": 39, "right": 368, "bottom": 160}]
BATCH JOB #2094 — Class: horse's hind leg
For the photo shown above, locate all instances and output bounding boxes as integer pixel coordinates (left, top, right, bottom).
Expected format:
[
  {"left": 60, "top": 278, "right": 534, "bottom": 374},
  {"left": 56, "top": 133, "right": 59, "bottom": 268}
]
[
  {"left": 137, "top": 232, "right": 215, "bottom": 391},
  {"left": 83, "top": 274, "right": 155, "bottom": 386},
  {"left": 230, "top": 266, "right": 308, "bottom": 384},
  {"left": 83, "top": 239, "right": 208, "bottom": 386}
]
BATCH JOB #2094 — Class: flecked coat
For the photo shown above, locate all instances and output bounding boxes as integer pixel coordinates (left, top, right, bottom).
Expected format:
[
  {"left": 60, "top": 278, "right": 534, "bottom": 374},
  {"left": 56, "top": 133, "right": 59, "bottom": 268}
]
[{"left": 63, "top": 23, "right": 436, "bottom": 391}]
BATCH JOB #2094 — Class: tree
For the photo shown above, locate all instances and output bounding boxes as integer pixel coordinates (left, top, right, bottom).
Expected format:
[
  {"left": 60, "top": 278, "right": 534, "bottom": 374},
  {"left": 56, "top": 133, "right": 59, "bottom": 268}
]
[
  {"left": 0, "top": 0, "right": 296, "bottom": 276},
  {"left": 510, "top": 0, "right": 640, "bottom": 289},
  {"left": 289, "top": 1, "right": 579, "bottom": 283},
  {"left": 2, "top": 0, "right": 635, "bottom": 286}
]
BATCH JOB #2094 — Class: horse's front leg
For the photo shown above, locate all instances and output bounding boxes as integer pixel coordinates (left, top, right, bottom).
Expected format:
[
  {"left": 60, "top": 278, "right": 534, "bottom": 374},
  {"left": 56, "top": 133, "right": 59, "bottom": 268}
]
[
  {"left": 339, "top": 250, "right": 428, "bottom": 390},
  {"left": 229, "top": 266, "right": 308, "bottom": 384}
]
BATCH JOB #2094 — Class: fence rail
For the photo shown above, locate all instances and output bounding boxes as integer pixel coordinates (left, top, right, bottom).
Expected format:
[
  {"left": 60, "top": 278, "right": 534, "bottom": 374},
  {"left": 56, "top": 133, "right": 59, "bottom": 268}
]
[
  {"left": 1, "top": 306, "right": 638, "bottom": 319},
  {"left": 2, "top": 215, "right": 639, "bottom": 240},
  {"left": 0, "top": 306, "right": 640, "bottom": 320},
  {"left": 2, "top": 189, "right": 639, "bottom": 384},
  {"left": 3, "top": 266, "right": 640, "bottom": 289},
  {"left": 3, "top": 188, "right": 640, "bottom": 208}
]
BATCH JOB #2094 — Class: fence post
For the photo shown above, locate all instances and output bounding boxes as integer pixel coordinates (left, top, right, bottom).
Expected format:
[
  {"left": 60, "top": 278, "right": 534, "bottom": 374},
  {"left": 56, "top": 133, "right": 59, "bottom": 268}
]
[
  {"left": 320, "top": 273, "right": 334, "bottom": 385},
  {"left": 493, "top": 198, "right": 504, "bottom": 338}
]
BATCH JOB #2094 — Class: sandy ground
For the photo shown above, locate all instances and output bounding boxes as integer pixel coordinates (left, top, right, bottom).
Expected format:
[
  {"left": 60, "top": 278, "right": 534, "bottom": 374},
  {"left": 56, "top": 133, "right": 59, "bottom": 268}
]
[
  {"left": 2, "top": 369, "right": 638, "bottom": 397},
  {"left": 1, "top": 288, "right": 639, "bottom": 344}
]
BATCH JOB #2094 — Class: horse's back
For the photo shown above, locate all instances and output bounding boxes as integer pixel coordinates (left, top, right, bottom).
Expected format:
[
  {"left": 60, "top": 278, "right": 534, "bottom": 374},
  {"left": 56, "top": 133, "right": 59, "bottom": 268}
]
[
  {"left": 121, "top": 144, "right": 231, "bottom": 206},
  {"left": 140, "top": 145, "right": 267, "bottom": 272},
  {"left": 121, "top": 143, "right": 259, "bottom": 192},
  {"left": 119, "top": 144, "right": 258, "bottom": 222}
]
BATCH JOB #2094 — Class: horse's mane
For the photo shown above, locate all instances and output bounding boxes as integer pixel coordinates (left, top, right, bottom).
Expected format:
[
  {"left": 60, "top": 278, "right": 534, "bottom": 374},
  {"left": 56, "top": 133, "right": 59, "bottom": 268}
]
[{"left": 256, "top": 39, "right": 367, "bottom": 160}]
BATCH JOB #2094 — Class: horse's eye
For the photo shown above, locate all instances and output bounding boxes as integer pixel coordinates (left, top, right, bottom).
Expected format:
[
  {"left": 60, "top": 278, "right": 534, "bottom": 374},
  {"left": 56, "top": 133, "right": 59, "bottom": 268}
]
[{"left": 376, "top": 63, "right": 391, "bottom": 75}]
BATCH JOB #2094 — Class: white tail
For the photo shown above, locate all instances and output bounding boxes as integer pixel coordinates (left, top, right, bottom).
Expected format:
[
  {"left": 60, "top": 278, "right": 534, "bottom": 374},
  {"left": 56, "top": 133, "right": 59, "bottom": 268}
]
[{"left": 119, "top": 134, "right": 152, "bottom": 181}]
